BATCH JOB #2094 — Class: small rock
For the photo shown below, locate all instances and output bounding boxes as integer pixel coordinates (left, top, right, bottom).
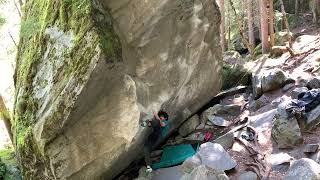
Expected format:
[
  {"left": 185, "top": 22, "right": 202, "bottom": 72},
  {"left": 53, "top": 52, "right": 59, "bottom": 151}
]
[
  {"left": 304, "top": 105, "right": 320, "bottom": 130},
  {"left": 268, "top": 153, "right": 293, "bottom": 166},
  {"left": 208, "top": 115, "right": 231, "bottom": 127},
  {"left": 310, "top": 151, "right": 320, "bottom": 163},
  {"left": 196, "top": 123, "right": 206, "bottom": 130},
  {"left": 185, "top": 132, "right": 205, "bottom": 141},
  {"left": 296, "top": 78, "right": 308, "bottom": 87},
  {"left": 206, "top": 121, "right": 213, "bottom": 126},
  {"left": 303, "top": 144, "right": 319, "bottom": 153},
  {"left": 291, "top": 87, "right": 308, "bottom": 99},
  {"left": 282, "top": 83, "right": 295, "bottom": 92},
  {"left": 269, "top": 152, "right": 293, "bottom": 172},
  {"left": 239, "top": 171, "right": 258, "bottom": 180},
  {"left": 150, "top": 150, "right": 163, "bottom": 157},
  {"left": 135, "top": 166, "right": 153, "bottom": 180},
  {"left": 271, "top": 102, "right": 303, "bottom": 148},
  {"left": 277, "top": 31, "right": 294, "bottom": 46},
  {"left": 307, "top": 77, "right": 320, "bottom": 89},
  {"left": 284, "top": 158, "right": 320, "bottom": 180},
  {"left": 152, "top": 166, "right": 183, "bottom": 180},
  {"left": 249, "top": 94, "right": 269, "bottom": 110},
  {"left": 175, "top": 135, "right": 183, "bottom": 141},
  {"left": 270, "top": 46, "right": 288, "bottom": 58},
  {"left": 179, "top": 115, "right": 200, "bottom": 137},
  {"left": 197, "top": 142, "right": 237, "bottom": 171},
  {"left": 213, "top": 132, "right": 235, "bottom": 150},
  {"left": 181, "top": 165, "right": 229, "bottom": 180}
]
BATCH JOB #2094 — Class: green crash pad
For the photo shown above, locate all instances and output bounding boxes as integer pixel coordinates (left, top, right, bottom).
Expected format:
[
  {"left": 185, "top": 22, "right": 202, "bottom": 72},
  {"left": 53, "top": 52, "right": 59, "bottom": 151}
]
[{"left": 152, "top": 144, "right": 197, "bottom": 170}]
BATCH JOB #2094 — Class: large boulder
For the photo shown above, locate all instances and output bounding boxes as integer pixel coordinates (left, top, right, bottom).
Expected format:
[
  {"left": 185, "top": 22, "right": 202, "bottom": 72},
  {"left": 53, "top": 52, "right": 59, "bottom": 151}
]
[
  {"left": 284, "top": 158, "right": 320, "bottom": 180},
  {"left": 271, "top": 102, "right": 303, "bottom": 148},
  {"left": 13, "top": 0, "right": 222, "bottom": 179},
  {"left": 252, "top": 68, "right": 290, "bottom": 99}
]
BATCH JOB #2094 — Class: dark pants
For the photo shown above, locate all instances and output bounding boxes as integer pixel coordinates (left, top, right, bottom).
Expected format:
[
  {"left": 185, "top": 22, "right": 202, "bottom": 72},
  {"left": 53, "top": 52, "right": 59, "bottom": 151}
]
[{"left": 143, "top": 134, "right": 162, "bottom": 166}]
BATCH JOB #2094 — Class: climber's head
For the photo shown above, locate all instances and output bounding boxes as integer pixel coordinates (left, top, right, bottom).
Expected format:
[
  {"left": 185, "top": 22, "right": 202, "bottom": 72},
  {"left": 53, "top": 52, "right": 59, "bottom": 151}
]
[{"left": 158, "top": 110, "right": 169, "bottom": 121}]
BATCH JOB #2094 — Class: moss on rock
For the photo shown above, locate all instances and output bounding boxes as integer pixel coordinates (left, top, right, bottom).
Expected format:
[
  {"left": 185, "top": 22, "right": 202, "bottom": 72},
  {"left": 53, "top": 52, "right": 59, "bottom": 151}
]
[
  {"left": 221, "top": 64, "right": 251, "bottom": 90},
  {"left": 14, "top": 0, "right": 122, "bottom": 178}
]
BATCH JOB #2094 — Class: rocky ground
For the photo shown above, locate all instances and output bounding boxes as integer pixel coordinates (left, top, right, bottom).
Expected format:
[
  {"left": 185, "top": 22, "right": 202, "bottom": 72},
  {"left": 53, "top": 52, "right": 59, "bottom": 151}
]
[{"left": 126, "top": 26, "right": 320, "bottom": 180}]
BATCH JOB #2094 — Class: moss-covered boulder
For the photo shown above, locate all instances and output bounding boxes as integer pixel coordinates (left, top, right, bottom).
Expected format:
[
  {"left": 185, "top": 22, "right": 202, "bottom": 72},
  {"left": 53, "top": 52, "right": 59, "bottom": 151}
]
[
  {"left": 14, "top": 0, "right": 222, "bottom": 179},
  {"left": 272, "top": 102, "right": 303, "bottom": 149},
  {"left": 221, "top": 52, "right": 251, "bottom": 90}
]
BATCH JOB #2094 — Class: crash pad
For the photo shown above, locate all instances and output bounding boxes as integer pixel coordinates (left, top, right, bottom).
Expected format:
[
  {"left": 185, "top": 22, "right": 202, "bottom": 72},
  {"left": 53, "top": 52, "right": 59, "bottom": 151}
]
[{"left": 152, "top": 144, "right": 197, "bottom": 170}]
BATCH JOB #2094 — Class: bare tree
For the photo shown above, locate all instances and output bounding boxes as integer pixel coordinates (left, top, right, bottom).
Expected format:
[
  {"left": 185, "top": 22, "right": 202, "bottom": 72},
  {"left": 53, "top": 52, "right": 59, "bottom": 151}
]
[
  {"left": 227, "top": 0, "right": 232, "bottom": 50},
  {"left": 218, "top": 0, "right": 226, "bottom": 52},
  {"left": 269, "top": 0, "right": 275, "bottom": 47},
  {"left": 247, "top": 0, "right": 255, "bottom": 48},
  {"left": 228, "top": 0, "right": 254, "bottom": 54},
  {"left": 279, "top": 0, "right": 292, "bottom": 47},
  {"left": 295, "top": 0, "right": 299, "bottom": 15},
  {"left": 260, "top": 0, "right": 269, "bottom": 53},
  {"left": 13, "top": 0, "right": 21, "bottom": 17},
  {"left": 0, "top": 96, "right": 13, "bottom": 144}
]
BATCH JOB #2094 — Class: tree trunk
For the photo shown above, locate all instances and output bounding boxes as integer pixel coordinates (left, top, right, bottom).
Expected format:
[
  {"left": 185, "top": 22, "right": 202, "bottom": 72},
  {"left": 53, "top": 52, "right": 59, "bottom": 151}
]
[
  {"left": 218, "top": 0, "right": 226, "bottom": 52},
  {"left": 227, "top": 0, "right": 231, "bottom": 50},
  {"left": 279, "top": 0, "right": 292, "bottom": 47},
  {"left": 228, "top": 0, "right": 254, "bottom": 55},
  {"left": 247, "top": 0, "right": 255, "bottom": 48},
  {"left": 269, "top": 0, "right": 275, "bottom": 47},
  {"left": 260, "top": 0, "right": 269, "bottom": 53},
  {"left": 13, "top": 0, "right": 21, "bottom": 17},
  {"left": 295, "top": 0, "right": 299, "bottom": 15},
  {"left": 0, "top": 96, "right": 13, "bottom": 145}
]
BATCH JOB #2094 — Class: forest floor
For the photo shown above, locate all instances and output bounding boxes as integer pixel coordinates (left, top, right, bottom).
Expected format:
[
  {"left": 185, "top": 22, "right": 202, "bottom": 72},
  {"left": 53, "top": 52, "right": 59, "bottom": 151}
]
[
  {"left": 225, "top": 25, "right": 320, "bottom": 179},
  {"left": 133, "top": 23, "right": 320, "bottom": 180}
]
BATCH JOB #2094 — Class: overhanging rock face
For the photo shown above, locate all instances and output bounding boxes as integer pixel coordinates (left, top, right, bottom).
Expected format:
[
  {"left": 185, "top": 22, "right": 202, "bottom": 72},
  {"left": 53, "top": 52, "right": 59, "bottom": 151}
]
[{"left": 14, "top": 0, "right": 221, "bottom": 179}]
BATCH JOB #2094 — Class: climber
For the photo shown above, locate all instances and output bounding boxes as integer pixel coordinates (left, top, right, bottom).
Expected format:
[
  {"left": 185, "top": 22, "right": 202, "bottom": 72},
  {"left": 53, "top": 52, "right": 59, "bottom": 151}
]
[{"left": 142, "top": 110, "right": 169, "bottom": 173}]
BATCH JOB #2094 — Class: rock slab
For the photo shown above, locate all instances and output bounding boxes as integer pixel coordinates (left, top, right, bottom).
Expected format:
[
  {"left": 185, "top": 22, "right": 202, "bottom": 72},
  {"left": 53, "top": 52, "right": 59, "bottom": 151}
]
[{"left": 197, "top": 142, "right": 237, "bottom": 171}]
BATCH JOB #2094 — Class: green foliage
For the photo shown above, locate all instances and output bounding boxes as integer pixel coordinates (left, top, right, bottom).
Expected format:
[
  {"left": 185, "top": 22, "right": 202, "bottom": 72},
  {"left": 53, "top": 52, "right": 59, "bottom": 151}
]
[
  {"left": 221, "top": 64, "right": 251, "bottom": 90},
  {"left": 254, "top": 43, "right": 262, "bottom": 56},
  {"left": 0, "top": 160, "right": 5, "bottom": 178},
  {"left": 274, "top": 11, "right": 304, "bottom": 31},
  {"left": 0, "top": 14, "right": 5, "bottom": 27},
  {"left": 20, "top": 17, "right": 40, "bottom": 38},
  {"left": 0, "top": 148, "right": 15, "bottom": 166}
]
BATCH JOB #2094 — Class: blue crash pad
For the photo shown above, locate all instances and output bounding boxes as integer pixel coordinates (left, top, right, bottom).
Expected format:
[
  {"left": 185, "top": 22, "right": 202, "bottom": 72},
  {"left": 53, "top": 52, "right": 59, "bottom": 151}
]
[{"left": 152, "top": 144, "right": 197, "bottom": 170}]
